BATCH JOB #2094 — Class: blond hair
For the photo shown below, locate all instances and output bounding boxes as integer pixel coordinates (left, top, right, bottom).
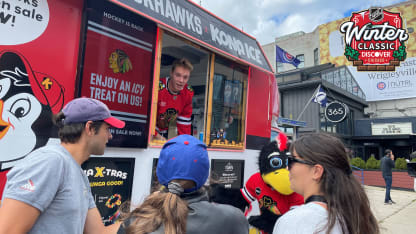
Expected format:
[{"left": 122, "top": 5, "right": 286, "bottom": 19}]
[
  {"left": 123, "top": 191, "right": 188, "bottom": 234},
  {"left": 171, "top": 58, "right": 193, "bottom": 73}
]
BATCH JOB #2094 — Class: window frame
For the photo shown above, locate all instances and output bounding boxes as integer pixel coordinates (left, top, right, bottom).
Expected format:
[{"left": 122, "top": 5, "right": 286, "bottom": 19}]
[
  {"left": 314, "top": 48, "right": 319, "bottom": 65},
  {"left": 296, "top": 54, "right": 305, "bottom": 68},
  {"left": 149, "top": 30, "right": 248, "bottom": 150}
]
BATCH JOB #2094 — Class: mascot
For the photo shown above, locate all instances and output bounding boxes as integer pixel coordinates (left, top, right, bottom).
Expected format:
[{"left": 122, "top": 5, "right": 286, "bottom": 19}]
[{"left": 210, "top": 133, "right": 304, "bottom": 234}]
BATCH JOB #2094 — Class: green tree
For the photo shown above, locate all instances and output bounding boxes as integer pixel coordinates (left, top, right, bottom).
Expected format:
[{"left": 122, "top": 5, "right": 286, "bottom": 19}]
[
  {"left": 395, "top": 157, "right": 407, "bottom": 170},
  {"left": 351, "top": 157, "right": 365, "bottom": 169},
  {"left": 365, "top": 156, "right": 380, "bottom": 169}
]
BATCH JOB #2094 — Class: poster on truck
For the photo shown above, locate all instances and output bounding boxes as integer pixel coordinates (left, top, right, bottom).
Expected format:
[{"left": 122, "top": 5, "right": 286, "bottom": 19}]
[
  {"left": 82, "top": 157, "right": 135, "bottom": 226},
  {"left": 80, "top": 0, "right": 156, "bottom": 148},
  {"left": 0, "top": 0, "right": 84, "bottom": 197}
]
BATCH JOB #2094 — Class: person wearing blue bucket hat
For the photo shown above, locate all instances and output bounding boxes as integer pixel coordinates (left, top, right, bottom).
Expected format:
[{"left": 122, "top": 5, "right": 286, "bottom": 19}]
[{"left": 117, "top": 135, "right": 249, "bottom": 234}]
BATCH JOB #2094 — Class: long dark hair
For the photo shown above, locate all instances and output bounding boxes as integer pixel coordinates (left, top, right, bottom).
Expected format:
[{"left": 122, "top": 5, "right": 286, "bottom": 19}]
[{"left": 291, "top": 133, "right": 379, "bottom": 234}]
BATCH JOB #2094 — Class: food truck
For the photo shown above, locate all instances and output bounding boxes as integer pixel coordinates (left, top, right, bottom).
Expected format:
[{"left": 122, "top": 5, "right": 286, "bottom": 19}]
[{"left": 0, "top": 0, "right": 278, "bottom": 224}]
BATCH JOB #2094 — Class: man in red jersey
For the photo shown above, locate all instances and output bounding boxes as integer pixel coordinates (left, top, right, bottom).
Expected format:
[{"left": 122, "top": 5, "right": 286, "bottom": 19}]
[{"left": 155, "top": 58, "right": 194, "bottom": 140}]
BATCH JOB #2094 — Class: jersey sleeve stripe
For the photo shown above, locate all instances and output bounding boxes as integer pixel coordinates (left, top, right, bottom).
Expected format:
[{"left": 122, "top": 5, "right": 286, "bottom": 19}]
[
  {"left": 155, "top": 127, "right": 167, "bottom": 133},
  {"left": 177, "top": 120, "right": 192, "bottom": 125},
  {"left": 241, "top": 187, "right": 256, "bottom": 202},
  {"left": 177, "top": 116, "right": 191, "bottom": 121}
]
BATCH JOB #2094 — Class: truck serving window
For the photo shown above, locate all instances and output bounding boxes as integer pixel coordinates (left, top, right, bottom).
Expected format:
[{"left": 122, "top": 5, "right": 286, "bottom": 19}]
[
  {"left": 151, "top": 32, "right": 209, "bottom": 143},
  {"left": 151, "top": 31, "right": 247, "bottom": 149}
]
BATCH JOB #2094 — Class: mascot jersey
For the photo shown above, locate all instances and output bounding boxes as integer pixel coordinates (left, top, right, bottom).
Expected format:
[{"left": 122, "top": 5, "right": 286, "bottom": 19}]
[
  {"left": 241, "top": 172, "right": 303, "bottom": 216},
  {"left": 156, "top": 77, "right": 193, "bottom": 137}
]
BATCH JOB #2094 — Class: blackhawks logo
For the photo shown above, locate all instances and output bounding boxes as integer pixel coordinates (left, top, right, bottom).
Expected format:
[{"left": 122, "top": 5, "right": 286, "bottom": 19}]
[
  {"left": 340, "top": 7, "right": 409, "bottom": 71},
  {"left": 108, "top": 49, "right": 133, "bottom": 74}
]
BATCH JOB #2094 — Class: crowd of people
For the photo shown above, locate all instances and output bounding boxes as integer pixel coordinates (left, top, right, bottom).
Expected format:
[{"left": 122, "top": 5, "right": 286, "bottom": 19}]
[{"left": 0, "top": 69, "right": 381, "bottom": 233}]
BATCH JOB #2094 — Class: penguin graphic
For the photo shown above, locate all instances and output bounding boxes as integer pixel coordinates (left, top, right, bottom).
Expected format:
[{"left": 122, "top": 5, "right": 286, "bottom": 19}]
[{"left": 0, "top": 50, "right": 64, "bottom": 171}]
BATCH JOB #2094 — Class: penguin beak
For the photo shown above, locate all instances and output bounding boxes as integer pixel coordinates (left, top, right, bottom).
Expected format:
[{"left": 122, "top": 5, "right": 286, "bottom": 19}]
[{"left": 0, "top": 100, "right": 11, "bottom": 140}]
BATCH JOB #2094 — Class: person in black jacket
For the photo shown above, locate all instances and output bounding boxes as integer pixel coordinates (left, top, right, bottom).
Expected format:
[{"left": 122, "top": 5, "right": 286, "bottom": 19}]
[
  {"left": 381, "top": 149, "right": 395, "bottom": 205},
  {"left": 117, "top": 135, "right": 249, "bottom": 234}
]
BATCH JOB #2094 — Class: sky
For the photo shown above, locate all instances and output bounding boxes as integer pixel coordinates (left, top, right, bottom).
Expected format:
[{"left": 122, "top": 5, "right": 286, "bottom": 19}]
[{"left": 190, "top": 0, "right": 409, "bottom": 45}]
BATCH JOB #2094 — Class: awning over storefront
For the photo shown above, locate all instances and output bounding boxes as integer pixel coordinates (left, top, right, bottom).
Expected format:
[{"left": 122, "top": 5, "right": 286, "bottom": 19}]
[
  {"left": 110, "top": 0, "right": 273, "bottom": 72},
  {"left": 277, "top": 117, "right": 307, "bottom": 128},
  {"left": 355, "top": 117, "right": 416, "bottom": 138}
]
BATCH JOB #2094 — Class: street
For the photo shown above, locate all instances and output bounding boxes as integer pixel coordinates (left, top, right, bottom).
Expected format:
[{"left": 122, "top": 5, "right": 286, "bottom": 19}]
[{"left": 366, "top": 186, "right": 416, "bottom": 233}]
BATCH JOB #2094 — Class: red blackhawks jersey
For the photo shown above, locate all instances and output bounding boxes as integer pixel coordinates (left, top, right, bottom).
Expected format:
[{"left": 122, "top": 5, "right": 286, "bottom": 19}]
[
  {"left": 156, "top": 77, "right": 193, "bottom": 137},
  {"left": 241, "top": 172, "right": 304, "bottom": 216}
]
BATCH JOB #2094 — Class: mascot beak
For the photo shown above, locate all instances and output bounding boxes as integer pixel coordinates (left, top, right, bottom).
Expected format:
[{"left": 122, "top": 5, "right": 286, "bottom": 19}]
[
  {"left": 0, "top": 100, "right": 11, "bottom": 140},
  {"left": 262, "top": 168, "right": 293, "bottom": 195}
]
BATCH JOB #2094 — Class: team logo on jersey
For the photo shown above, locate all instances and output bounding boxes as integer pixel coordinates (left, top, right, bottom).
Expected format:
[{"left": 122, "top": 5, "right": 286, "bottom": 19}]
[
  {"left": 157, "top": 108, "right": 177, "bottom": 129},
  {"left": 259, "top": 195, "right": 281, "bottom": 215},
  {"left": 159, "top": 81, "right": 166, "bottom": 90},
  {"left": 340, "top": 7, "right": 409, "bottom": 71}
]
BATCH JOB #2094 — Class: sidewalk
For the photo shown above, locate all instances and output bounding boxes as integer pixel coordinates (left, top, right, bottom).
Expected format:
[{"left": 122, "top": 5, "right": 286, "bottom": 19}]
[{"left": 365, "top": 186, "right": 416, "bottom": 234}]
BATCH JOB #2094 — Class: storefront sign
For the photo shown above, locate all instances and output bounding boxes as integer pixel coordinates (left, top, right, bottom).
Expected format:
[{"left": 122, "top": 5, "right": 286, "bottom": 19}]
[
  {"left": 210, "top": 159, "right": 244, "bottom": 189},
  {"left": 81, "top": 0, "right": 156, "bottom": 147},
  {"left": 371, "top": 122, "right": 413, "bottom": 135},
  {"left": 82, "top": 157, "right": 135, "bottom": 226},
  {"left": 112, "top": 0, "right": 271, "bottom": 71},
  {"left": 325, "top": 101, "right": 348, "bottom": 123}
]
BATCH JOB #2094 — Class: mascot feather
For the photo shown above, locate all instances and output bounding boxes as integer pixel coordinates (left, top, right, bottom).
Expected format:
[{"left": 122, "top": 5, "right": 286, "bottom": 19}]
[{"left": 210, "top": 133, "right": 304, "bottom": 234}]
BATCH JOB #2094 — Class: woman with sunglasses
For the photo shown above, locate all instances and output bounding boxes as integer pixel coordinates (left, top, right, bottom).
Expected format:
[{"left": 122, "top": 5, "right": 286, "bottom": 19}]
[{"left": 273, "top": 133, "right": 379, "bottom": 234}]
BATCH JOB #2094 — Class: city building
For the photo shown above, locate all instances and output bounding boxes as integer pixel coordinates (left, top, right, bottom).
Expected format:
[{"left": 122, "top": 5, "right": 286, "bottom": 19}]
[{"left": 263, "top": 0, "right": 416, "bottom": 159}]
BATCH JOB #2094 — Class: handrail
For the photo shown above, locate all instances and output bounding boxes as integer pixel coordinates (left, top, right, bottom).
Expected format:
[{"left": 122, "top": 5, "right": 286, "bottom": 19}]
[{"left": 351, "top": 165, "right": 364, "bottom": 185}]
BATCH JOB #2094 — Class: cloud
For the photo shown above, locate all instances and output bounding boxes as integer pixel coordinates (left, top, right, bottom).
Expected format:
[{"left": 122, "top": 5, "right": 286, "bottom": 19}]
[{"left": 191, "top": 0, "right": 407, "bottom": 45}]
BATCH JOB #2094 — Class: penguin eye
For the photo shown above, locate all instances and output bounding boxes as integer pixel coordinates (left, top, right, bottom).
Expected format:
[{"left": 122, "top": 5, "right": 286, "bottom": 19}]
[
  {"left": 270, "top": 157, "right": 283, "bottom": 168},
  {"left": 9, "top": 98, "right": 31, "bottom": 118}
]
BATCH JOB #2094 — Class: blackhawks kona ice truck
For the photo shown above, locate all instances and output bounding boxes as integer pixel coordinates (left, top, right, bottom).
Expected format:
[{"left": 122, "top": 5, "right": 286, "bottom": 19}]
[{"left": 0, "top": 0, "right": 278, "bottom": 224}]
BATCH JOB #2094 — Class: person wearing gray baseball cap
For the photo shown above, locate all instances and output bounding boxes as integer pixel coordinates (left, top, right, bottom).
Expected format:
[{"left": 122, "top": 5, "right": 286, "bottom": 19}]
[{"left": 0, "top": 97, "right": 124, "bottom": 234}]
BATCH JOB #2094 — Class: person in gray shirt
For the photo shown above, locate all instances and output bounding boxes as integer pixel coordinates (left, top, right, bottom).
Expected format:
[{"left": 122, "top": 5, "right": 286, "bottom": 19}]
[
  {"left": 117, "top": 135, "right": 249, "bottom": 234},
  {"left": 381, "top": 149, "right": 395, "bottom": 204},
  {"left": 0, "top": 98, "right": 125, "bottom": 234}
]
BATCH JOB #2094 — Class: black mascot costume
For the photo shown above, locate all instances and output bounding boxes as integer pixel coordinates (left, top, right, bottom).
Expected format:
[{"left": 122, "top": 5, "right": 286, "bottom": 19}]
[{"left": 210, "top": 133, "right": 304, "bottom": 234}]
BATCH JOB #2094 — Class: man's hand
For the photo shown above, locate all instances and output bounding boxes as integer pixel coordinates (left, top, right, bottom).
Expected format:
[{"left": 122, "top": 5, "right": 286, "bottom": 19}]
[
  {"left": 153, "top": 133, "right": 166, "bottom": 141},
  {"left": 84, "top": 208, "right": 121, "bottom": 234},
  {"left": 391, "top": 153, "right": 395, "bottom": 161}
]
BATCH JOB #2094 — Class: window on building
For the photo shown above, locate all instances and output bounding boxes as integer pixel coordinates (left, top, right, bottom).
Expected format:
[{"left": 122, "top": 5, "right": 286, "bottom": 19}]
[
  {"left": 296, "top": 54, "right": 304, "bottom": 68},
  {"left": 314, "top": 48, "right": 319, "bottom": 65},
  {"left": 276, "top": 62, "right": 283, "bottom": 73}
]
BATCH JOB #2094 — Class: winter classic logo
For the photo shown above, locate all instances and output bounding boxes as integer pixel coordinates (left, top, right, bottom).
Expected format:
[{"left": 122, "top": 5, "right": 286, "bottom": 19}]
[{"left": 340, "top": 7, "right": 409, "bottom": 71}]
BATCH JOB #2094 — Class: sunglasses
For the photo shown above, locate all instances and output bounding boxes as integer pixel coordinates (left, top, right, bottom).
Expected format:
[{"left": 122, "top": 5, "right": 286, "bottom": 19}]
[{"left": 286, "top": 156, "right": 315, "bottom": 170}]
